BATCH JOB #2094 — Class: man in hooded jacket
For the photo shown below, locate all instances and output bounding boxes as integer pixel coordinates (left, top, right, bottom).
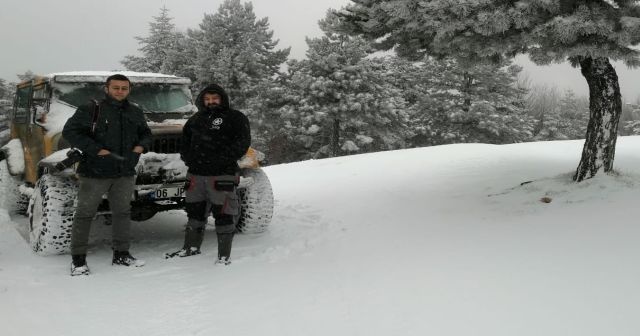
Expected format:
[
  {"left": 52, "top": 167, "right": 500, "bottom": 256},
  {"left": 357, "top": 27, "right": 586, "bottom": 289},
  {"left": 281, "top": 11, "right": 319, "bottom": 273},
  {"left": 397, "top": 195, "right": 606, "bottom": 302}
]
[{"left": 165, "top": 84, "right": 251, "bottom": 265}]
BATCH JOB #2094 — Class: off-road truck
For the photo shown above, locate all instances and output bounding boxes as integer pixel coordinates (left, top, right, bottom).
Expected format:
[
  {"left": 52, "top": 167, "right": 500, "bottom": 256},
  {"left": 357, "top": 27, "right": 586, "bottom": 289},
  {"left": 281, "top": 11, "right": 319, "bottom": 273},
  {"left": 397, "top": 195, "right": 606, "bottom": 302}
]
[{"left": 0, "top": 71, "right": 273, "bottom": 255}]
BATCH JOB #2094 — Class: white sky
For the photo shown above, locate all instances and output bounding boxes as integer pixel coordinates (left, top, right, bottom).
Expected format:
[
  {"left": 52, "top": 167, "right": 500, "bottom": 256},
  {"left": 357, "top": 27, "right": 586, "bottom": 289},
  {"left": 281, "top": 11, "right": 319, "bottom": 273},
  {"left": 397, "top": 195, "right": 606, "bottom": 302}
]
[{"left": 1, "top": 0, "right": 640, "bottom": 100}]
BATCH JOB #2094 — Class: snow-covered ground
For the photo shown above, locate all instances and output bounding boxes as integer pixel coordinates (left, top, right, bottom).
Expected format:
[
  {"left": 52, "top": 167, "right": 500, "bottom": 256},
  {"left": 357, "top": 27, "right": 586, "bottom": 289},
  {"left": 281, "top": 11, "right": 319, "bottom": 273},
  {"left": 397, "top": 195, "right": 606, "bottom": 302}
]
[{"left": 2, "top": 137, "right": 640, "bottom": 336}]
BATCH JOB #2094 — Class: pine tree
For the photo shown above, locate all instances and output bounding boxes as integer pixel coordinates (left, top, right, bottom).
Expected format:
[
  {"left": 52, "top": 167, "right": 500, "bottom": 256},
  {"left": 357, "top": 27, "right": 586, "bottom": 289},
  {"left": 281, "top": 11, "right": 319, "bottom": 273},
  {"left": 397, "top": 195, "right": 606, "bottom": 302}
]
[
  {"left": 0, "top": 78, "right": 12, "bottom": 100},
  {"left": 122, "top": 6, "right": 179, "bottom": 73},
  {"left": 245, "top": 77, "right": 301, "bottom": 164},
  {"left": 279, "top": 14, "right": 409, "bottom": 159},
  {"left": 558, "top": 89, "right": 589, "bottom": 140},
  {"left": 17, "top": 70, "right": 35, "bottom": 82},
  {"left": 623, "top": 103, "right": 640, "bottom": 135},
  {"left": 526, "top": 84, "right": 561, "bottom": 139},
  {"left": 412, "top": 57, "right": 532, "bottom": 145},
  {"left": 337, "top": 0, "right": 640, "bottom": 181},
  {"left": 160, "top": 30, "right": 199, "bottom": 82},
  {"left": 192, "top": 0, "right": 290, "bottom": 109}
]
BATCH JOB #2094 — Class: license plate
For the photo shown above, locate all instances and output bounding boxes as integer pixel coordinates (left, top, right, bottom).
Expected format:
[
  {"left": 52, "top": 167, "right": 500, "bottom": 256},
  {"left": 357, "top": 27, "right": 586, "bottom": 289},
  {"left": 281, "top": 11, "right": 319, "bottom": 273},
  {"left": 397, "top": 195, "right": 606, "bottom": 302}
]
[{"left": 153, "top": 185, "right": 185, "bottom": 199}]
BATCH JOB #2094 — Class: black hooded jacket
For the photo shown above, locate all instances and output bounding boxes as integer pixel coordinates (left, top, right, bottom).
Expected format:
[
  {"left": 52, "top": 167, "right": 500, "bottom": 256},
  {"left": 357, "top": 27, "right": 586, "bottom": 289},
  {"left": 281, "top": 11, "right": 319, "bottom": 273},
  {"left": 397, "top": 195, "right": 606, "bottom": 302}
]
[
  {"left": 180, "top": 84, "right": 251, "bottom": 176},
  {"left": 62, "top": 95, "right": 152, "bottom": 178}
]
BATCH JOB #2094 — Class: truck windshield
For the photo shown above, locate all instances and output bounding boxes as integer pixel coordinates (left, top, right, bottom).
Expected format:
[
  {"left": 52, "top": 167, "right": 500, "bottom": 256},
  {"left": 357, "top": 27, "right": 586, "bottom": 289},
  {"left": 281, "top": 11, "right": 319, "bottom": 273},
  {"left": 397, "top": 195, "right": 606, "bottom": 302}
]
[{"left": 54, "top": 83, "right": 193, "bottom": 112}]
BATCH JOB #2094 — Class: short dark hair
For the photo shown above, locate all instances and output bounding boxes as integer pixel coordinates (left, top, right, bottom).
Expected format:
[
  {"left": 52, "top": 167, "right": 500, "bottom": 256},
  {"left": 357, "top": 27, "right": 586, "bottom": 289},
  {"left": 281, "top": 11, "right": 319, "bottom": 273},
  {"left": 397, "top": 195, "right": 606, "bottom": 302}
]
[{"left": 106, "top": 74, "right": 131, "bottom": 86}]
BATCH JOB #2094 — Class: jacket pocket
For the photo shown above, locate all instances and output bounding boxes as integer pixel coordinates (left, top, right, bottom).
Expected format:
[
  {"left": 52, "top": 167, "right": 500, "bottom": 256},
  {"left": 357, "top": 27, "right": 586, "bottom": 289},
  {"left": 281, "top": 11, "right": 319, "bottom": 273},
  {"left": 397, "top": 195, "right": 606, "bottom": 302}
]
[
  {"left": 84, "top": 155, "right": 109, "bottom": 175},
  {"left": 213, "top": 179, "right": 235, "bottom": 192}
]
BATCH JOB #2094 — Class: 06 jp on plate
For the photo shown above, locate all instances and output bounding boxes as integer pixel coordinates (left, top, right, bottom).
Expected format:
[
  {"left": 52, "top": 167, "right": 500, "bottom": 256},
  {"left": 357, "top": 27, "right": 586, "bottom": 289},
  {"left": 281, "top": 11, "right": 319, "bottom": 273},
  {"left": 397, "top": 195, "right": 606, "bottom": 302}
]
[{"left": 136, "top": 184, "right": 185, "bottom": 200}]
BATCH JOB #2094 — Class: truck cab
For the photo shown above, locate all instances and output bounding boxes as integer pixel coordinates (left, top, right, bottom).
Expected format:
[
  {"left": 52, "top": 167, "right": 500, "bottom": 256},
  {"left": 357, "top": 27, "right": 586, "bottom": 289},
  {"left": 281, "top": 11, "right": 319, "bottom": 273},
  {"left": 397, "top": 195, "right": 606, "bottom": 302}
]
[
  {"left": 1, "top": 71, "right": 272, "bottom": 256},
  {"left": 9, "top": 71, "right": 194, "bottom": 184}
]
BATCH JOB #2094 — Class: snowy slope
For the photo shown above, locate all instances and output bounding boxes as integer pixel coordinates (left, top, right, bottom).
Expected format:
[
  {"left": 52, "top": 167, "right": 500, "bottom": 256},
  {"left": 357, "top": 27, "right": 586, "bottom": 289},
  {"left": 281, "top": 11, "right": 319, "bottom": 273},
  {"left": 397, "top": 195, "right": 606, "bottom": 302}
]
[{"left": 2, "top": 137, "right": 640, "bottom": 336}]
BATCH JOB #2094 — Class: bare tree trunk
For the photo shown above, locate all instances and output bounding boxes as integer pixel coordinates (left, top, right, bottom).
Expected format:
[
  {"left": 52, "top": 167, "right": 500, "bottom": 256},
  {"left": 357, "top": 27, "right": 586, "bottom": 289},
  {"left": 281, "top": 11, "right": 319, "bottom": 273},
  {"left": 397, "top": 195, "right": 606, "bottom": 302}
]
[
  {"left": 573, "top": 57, "right": 622, "bottom": 182},
  {"left": 462, "top": 72, "right": 473, "bottom": 112},
  {"left": 331, "top": 118, "right": 340, "bottom": 157}
]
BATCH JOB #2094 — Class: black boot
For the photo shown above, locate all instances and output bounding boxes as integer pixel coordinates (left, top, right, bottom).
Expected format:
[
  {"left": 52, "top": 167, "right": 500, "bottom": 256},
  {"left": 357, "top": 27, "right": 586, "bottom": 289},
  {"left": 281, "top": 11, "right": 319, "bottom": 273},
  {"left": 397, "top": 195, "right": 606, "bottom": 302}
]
[
  {"left": 112, "top": 251, "right": 146, "bottom": 267},
  {"left": 70, "top": 254, "right": 90, "bottom": 276},
  {"left": 165, "top": 227, "right": 204, "bottom": 259},
  {"left": 216, "top": 233, "right": 234, "bottom": 265}
]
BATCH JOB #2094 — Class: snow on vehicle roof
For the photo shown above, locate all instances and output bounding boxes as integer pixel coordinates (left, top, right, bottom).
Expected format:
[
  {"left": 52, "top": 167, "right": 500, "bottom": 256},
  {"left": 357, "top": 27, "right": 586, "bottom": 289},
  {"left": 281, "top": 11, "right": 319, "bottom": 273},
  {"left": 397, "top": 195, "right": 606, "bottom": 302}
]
[{"left": 45, "top": 71, "right": 191, "bottom": 84}]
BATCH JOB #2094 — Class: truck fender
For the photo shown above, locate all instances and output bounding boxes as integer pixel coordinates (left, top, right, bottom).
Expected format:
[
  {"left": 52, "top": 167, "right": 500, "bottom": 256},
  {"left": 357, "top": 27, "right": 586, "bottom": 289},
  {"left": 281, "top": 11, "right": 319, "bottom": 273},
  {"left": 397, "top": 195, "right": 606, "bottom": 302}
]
[
  {"left": 37, "top": 148, "right": 76, "bottom": 176},
  {"left": 0, "top": 138, "right": 25, "bottom": 175}
]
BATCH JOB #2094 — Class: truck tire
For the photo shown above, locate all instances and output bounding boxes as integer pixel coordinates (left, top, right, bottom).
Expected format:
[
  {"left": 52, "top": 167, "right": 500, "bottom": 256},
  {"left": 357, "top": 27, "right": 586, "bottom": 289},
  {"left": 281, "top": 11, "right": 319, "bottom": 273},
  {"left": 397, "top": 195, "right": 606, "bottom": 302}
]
[
  {"left": 28, "top": 174, "right": 78, "bottom": 255},
  {"left": 0, "top": 159, "right": 27, "bottom": 214},
  {"left": 236, "top": 168, "right": 273, "bottom": 234}
]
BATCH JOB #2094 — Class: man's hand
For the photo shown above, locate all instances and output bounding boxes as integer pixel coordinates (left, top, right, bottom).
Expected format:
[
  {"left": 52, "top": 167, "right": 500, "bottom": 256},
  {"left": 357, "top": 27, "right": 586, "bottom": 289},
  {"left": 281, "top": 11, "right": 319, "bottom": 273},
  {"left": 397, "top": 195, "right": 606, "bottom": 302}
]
[
  {"left": 97, "top": 149, "right": 111, "bottom": 156},
  {"left": 133, "top": 146, "right": 144, "bottom": 154}
]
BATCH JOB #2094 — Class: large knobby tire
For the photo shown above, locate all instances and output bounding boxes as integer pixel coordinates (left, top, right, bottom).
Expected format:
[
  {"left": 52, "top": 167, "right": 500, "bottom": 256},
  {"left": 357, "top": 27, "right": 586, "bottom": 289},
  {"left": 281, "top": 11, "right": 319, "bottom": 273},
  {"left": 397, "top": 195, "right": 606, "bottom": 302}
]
[
  {"left": 236, "top": 168, "right": 274, "bottom": 234},
  {"left": 28, "top": 174, "right": 78, "bottom": 255},
  {"left": 0, "top": 159, "right": 27, "bottom": 214}
]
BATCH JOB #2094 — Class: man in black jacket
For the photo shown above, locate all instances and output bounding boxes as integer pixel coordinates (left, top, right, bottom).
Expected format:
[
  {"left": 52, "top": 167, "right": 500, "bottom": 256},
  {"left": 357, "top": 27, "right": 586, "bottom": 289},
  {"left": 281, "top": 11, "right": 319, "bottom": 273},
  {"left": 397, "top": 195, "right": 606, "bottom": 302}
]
[
  {"left": 165, "top": 83, "right": 251, "bottom": 265},
  {"left": 63, "top": 74, "right": 152, "bottom": 276}
]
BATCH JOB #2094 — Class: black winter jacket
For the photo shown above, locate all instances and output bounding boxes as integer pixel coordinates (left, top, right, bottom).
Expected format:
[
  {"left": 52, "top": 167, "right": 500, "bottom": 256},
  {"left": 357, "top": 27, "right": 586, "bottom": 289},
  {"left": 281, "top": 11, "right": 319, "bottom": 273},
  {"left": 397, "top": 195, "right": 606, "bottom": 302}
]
[
  {"left": 180, "top": 84, "right": 251, "bottom": 176},
  {"left": 62, "top": 95, "right": 152, "bottom": 178}
]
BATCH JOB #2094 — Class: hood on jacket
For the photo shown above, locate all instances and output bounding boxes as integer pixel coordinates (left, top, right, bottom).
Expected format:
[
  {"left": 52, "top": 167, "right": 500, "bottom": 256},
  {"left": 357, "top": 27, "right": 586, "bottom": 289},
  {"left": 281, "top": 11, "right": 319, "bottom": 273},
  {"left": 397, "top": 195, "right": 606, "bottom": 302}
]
[{"left": 195, "top": 84, "right": 230, "bottom": 112}]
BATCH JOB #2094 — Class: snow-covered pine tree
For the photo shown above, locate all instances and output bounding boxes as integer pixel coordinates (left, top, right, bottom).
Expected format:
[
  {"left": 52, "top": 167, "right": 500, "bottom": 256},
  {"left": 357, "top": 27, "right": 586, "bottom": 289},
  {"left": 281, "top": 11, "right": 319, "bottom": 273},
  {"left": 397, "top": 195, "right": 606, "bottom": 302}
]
[
  {"left": 160, "top": 30, "right": 199, "bottom": 82},
  {"left": 528, "top": 87, "right": 589, "bottom": 141},
  {"left": 244, "top": 79, "right": 301, "bottom": 164},
  {"left": 526, "top": 84, "right": 562, "bottom": 140},
  {"left": 278, "top": 14, "right": 409, "bottom": 159},
  {"left": 528, "top": 88, "right": 588, "bottom": 141},
  {"left": 337, "top": 0, "right": 640, "bottom": 181},
  {"left": 192, "top": 0, "right": 290, "bottom": 109},
  {"left": 623, "top": 103, "right": 640, "bottom": 135},
  {"left": 16, "top": 70, "right": 35, "bottom": 82},
  {"left": 533, "top": 107, "right": 565, "bottom": 141},
  {"left": 122, "top": 6, "right": 179, "bottom": 73},
  {"left": 558, "top": 89, "right": 589, "bottom": 140},
  {"left": 0, "top": 78, "right": 12, "bottom": 100},
  {"left": 408, "top": 57, "right": 532, "bottom": 145}
]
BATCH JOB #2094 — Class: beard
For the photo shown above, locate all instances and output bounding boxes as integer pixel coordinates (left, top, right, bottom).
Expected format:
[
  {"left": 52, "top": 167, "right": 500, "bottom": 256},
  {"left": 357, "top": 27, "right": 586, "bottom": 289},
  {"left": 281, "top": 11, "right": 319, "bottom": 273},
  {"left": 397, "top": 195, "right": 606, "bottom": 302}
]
[{"left": 204, "top": 103, "right": 224, "bottom": 113}]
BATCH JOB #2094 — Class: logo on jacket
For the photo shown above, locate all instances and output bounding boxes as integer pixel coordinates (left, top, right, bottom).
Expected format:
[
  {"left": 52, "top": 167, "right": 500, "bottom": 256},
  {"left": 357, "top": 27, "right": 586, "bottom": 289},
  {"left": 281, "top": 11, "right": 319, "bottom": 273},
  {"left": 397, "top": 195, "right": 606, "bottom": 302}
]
[{"left": 211, "top": 118, "right": 223, "bottom": 130}]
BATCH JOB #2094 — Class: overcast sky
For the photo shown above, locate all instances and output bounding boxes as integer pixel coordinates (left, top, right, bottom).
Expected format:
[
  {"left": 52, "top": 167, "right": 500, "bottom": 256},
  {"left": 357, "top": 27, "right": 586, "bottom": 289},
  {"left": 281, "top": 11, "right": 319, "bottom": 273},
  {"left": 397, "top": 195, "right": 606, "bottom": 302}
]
[{"left": 1, "top": 0, "right": 640, "bottom": 100}]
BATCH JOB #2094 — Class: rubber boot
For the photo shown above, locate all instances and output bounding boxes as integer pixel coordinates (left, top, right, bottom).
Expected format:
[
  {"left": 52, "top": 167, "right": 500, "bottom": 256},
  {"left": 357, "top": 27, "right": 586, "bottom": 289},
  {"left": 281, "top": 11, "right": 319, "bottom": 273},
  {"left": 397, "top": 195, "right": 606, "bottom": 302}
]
[
  {"left": 185, "top": 227, "right": 205, "bottom": 250},
  {"left": 216, "top": 233, "right": 234, "bottom": 265},
  {"left": 165, "top": 227, "right": 204, "bottom": 259}
]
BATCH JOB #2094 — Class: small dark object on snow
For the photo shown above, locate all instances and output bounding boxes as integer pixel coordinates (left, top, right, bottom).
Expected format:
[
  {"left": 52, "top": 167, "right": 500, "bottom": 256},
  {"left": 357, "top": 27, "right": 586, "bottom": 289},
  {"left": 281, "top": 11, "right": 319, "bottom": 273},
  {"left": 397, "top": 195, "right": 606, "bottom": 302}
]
[{"left": 540, "top": 196, "right": 552, "bottom": 203}]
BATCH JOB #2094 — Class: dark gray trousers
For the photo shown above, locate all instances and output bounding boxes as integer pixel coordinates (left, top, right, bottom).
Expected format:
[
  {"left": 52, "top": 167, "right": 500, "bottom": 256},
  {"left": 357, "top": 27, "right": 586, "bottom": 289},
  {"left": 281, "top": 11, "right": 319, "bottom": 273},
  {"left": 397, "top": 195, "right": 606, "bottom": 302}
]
[
  {"left": 70, "top": 176, "right": 135, "bottom": 255},
  {"left": 185, "top": 174, "right": 239, "bottom": 234}
]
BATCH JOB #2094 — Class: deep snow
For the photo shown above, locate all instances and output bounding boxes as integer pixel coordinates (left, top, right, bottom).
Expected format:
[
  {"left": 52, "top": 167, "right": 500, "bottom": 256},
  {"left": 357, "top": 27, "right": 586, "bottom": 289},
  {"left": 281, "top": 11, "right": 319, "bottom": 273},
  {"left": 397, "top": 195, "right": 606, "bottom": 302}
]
[{"left": 2, "top": 137, "right": 640, "bottom": 336}]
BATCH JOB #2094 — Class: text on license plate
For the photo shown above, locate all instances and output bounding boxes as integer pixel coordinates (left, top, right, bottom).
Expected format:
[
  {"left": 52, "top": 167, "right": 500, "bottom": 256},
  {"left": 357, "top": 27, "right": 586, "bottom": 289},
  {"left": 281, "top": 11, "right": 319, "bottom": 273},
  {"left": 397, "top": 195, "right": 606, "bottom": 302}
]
[{"left": 154, "top": 186, "right": 185, "bottom": 198}]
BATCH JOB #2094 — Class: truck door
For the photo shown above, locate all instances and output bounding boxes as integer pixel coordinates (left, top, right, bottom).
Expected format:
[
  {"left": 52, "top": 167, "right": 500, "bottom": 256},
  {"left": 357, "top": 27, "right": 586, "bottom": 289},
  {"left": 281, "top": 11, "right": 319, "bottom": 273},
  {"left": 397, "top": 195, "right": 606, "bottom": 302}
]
[
  {"left": 26, "top": 81, "right": 48, "bottom": 183},
  {"left": 9, "top": 84, "right": 30, "bottom": 180}
]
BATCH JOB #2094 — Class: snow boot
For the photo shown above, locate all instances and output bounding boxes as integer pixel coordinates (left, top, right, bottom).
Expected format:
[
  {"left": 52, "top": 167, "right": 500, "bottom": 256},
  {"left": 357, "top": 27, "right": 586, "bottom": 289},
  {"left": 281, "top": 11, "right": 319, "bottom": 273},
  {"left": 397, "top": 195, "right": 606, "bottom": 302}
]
[
  {"left": 164, "top": 247, "right": 201, "bottom": 259},
  {"left": 112, "top": 251, "right": 146, "bottom": 267},
  {"left": 164, "top": 227, "right": 204, "bottom": 259},
  {"left": 216, "top": 256, "right": 231, "bottom": 266},
  {"left": 215, "top": 233, "right": 234, "bottom": 265},
  {"left": 70, "top": 254, "right": 90, "bottom": 276}
]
